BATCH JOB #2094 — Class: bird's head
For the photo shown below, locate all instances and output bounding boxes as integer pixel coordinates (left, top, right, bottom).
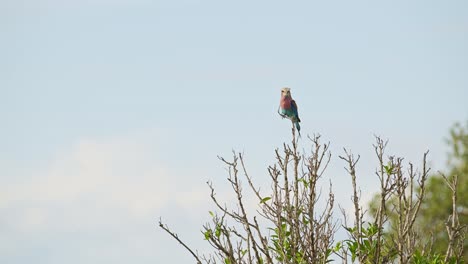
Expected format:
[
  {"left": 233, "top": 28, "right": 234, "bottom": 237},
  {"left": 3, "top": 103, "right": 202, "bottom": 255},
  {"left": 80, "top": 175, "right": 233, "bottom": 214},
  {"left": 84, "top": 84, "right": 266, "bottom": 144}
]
[{"left": 281, "top": 87, "right": 291, "bottom": 98}]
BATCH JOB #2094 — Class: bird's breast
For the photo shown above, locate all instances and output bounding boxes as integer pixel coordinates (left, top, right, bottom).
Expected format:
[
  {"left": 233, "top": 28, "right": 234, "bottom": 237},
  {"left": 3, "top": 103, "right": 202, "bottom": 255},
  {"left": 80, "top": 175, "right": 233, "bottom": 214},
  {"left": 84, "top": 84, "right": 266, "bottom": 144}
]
[{"left": 280, "top": 98, "right": 292, "bottom": 109}]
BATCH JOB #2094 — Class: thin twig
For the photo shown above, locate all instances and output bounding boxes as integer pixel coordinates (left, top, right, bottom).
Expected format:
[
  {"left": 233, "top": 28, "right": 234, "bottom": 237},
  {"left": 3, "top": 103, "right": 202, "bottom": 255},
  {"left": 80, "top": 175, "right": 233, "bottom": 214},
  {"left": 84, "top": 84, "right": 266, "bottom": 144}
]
[{"left": 158, "top": 218, "right": 202, "bottom": 264}]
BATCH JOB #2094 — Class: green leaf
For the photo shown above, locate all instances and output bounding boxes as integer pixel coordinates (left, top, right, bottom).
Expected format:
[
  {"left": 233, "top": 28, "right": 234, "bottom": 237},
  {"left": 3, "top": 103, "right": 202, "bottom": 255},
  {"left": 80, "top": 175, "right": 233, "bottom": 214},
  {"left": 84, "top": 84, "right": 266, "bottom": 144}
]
[
  {"left": 344, "top": 226, "right": 357, "bottom": 233},
  {"left": 299, "top": 178, "right": 309, "bottom": 186},
  {"left": 215, "top": 225, "right": 222, "bottom": 238},
  {"left": 347, "top": 241, "right": 358, "bottom": 261},
  {"left": 366, "top": 223, "right": 378, "bottom": 236},
  {"left": 204, "top": 229, "right": 212, "bottom": 240},
  {"left": 334, "top": 241, "right": 342, "bottom": 252},
  {"left": 260, "top": 197, "right": 271, "bottom": 204},
  {"left": 209, "top": 211, "right": 214, "bottom": 217},
  {"left": 302, "top": 215, "right": 309, "bottom": 225},
  {"left": 384, "top": 163, "right": 394, "bottom": 175},
  {"left": 363, "top": 239, "right": 371, "bottom": 250},
  {"left": 295, "top": 251, "right": 304, "bottom": 263}
]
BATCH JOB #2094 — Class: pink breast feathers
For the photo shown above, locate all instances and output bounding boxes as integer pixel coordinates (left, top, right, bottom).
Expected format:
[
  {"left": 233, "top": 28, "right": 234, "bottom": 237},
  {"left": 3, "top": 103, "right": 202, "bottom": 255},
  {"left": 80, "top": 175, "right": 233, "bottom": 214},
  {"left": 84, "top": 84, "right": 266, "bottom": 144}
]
[{"left": 280, "top": 97, "right": 292, "bottom": 109}]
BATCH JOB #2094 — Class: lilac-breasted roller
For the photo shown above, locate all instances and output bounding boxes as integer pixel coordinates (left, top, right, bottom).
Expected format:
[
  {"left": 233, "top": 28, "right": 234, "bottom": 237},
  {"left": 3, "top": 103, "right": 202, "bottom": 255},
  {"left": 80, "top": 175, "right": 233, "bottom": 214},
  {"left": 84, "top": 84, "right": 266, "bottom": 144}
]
[{"left": 278, "top": 87, "right": 301, "bottom": 135}]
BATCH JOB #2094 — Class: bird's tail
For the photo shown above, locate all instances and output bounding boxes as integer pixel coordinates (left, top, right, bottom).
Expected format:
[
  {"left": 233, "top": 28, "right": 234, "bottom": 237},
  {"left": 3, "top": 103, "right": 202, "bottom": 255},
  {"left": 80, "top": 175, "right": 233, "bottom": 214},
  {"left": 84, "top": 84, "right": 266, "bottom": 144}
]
[{"left": 295, "top": 121, "right": 301, "bottom": 137}]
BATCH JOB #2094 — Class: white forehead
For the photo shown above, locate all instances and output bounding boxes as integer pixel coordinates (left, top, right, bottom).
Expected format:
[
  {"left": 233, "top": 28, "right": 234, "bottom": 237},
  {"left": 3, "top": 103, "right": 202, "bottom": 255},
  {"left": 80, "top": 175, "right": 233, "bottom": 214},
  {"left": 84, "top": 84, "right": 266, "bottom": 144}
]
[{"left": 281, "top": 88, "right": 291, "bottom": 92}]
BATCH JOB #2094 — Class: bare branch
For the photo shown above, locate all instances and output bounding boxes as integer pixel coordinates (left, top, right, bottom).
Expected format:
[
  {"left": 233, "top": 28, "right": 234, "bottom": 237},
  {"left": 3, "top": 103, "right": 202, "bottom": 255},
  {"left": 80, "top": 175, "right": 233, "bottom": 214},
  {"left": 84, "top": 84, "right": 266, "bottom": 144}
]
[{"left": 159, "top": 218, "right": 202, "bottom": 264}]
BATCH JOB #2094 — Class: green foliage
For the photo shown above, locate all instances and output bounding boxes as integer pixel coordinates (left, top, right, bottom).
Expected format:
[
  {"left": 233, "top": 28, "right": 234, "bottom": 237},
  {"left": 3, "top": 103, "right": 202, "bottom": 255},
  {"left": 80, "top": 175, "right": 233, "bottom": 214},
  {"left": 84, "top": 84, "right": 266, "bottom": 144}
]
[
  {"left": 411, "top": 250, "right": 462, "bottom": 264},
  {"left": 412, "top": 250, "right": 444, "bottom": 264},
  {"left": 414, "top": 122, "right": 467, "bottom": 259},
  {"left": 269, "top": 222, "right": 294, "bottom": 262},
  {"left": 368, "top": 121, "right": 468, "bottom": 261},
  {"left": 343, "top": 223, "right": 395, "bottom": 263},
  {"left": 418, "top": 122, "right": 468, "bottom": 258}
]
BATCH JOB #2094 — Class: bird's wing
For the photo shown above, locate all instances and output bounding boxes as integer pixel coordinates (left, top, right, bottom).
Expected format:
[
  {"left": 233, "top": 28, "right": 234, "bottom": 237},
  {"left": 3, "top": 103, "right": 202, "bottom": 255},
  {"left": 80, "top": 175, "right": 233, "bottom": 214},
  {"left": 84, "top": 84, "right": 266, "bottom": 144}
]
[{"left": 291, "top": 100, "right": 299, "bottom": 118}]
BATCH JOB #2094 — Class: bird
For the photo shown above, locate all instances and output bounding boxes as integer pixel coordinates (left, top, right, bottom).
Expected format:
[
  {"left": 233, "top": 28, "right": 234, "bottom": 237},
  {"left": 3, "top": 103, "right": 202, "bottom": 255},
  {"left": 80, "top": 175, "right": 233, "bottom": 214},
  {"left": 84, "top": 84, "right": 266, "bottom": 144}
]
[{"left": 278, "top": 87, "right": 301, "bottom": 135}]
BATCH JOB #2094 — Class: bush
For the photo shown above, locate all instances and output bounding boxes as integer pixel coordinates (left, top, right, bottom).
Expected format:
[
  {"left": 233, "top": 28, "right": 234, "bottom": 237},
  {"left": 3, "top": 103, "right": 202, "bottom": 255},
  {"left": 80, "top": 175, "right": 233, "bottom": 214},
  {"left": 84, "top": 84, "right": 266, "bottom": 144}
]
[{"left": 160, "top": 125, "right": 466, "bottom": 263}]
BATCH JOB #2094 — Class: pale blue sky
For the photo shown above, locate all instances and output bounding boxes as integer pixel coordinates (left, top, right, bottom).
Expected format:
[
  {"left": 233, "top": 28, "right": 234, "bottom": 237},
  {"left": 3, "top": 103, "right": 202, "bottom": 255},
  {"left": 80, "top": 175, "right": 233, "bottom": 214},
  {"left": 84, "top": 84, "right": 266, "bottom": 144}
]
[{"left": 1, "top": 0, "right": 467, "bottom": 263}]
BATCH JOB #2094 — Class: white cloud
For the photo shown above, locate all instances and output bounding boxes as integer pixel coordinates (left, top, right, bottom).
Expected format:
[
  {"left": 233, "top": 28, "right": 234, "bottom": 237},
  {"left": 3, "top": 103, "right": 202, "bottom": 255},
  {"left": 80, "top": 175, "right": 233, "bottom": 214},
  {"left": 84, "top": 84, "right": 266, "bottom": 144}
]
[
  {"left": 0, "top": 133, "right": 208, "bottom": 233},
  {"left": 0, "top": 132, "right": 218, "bottom": 263}
]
